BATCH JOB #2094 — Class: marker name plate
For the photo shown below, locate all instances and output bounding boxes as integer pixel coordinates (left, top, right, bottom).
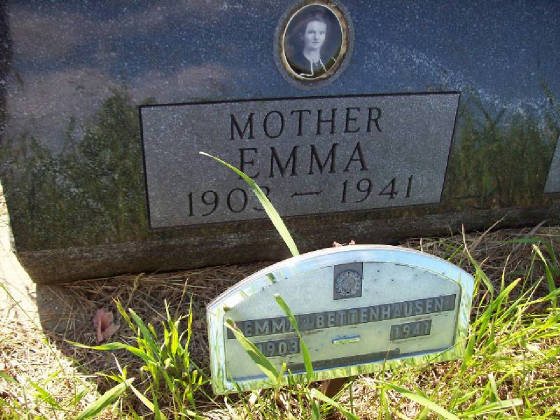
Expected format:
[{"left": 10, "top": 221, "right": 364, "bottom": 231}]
[{"left": 207, "top": 245, "right": 474, "bottom": 394}]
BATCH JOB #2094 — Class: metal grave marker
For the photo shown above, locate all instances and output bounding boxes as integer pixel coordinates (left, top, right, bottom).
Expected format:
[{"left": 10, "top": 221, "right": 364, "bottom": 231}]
[{"left": 207, "top": 245, "right": 474, "bottom": 393}]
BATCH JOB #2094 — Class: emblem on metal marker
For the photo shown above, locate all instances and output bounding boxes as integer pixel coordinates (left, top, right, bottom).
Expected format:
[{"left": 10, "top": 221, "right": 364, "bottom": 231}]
[
  {"left": 333, "top": 262, "right": 363, "bottom": 299},
  {"left": 277, "top": 1, "right": 351, "bottom": 85}
]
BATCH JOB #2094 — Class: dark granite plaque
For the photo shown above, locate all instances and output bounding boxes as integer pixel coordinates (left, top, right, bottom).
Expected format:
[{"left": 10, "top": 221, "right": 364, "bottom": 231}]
[
  {"left": 141, "top": 93, "right": 458, "bottom": 228},
  {"left": 1, "top": 1, "right": 559, "bottom": 283}
]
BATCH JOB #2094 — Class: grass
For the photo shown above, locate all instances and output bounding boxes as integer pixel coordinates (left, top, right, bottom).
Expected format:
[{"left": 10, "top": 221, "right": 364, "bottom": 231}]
[
  {"left": 1, "top": 227, "right": 559, "bottom": 419},
  {"left": 69, "top": 299, "right": 210, "bottom": 419}
]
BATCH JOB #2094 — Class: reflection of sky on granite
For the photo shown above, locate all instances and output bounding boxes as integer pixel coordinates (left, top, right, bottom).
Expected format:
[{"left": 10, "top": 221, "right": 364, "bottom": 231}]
[{"left": 7, "top": 0, "right": 560, "bottom": 148}]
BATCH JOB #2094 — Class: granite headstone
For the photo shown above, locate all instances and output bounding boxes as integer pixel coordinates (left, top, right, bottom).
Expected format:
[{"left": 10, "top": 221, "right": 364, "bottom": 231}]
[{"left": 0, "top": 1, "right": 559, "bottom": 283}]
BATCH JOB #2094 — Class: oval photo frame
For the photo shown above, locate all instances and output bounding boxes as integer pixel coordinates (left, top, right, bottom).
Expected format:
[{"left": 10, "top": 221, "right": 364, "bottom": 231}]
[{"left": 277, "top": 1, "right": 351, "bottom": 87}]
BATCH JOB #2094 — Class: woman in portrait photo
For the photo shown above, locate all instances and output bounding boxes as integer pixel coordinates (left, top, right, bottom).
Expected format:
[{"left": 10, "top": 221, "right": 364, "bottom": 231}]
[{"left": 284, "top": 5, "right": 342, "bottom": 80}]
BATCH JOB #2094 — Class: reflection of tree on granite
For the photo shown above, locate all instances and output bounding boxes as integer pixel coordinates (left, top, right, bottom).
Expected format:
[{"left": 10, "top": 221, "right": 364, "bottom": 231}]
[
  {"left": 0, "top": 88, "right": 151, "bottom": 250},
  {"left": 61, "top": 89, "right": 149, "bottom": 244},
  {"left": 0, "top": 133, "right": 69, "bottom": 250},
  {"left": 443, "top": 89, "right": 559, "bottom": 210},
  {"left": 1, "top": 86, "right": 559, "bottom": 251}
]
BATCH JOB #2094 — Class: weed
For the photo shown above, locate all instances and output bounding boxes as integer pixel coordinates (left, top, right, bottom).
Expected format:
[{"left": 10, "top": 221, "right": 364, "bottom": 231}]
[{"left": 71, "top": 299, "right": 209, "bottom": 419}]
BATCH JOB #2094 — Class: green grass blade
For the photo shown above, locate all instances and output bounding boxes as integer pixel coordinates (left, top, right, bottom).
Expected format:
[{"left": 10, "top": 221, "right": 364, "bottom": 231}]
[
  {"left": 28, "top": 380, "right": 61, "bottom": 409},
  {"left": 225, "top": 319, "right": 279, "bottom": 383},
  {"left": 462, "top": 332, "right": 477, "bottom": 369},
  {"left": 385, "top": 383, "right": 460, "bottom": 420},
  {"left": 67, "top": 390, "right": 89, "bottom": 407},
  {"left": 274, "top": 294, "right": 314, "bottom": 382},
  {"left": 533, "top": 245, "right": 558, "bottom": 307},
  {"left": 128, "top": 308, "right": 160, "bottom": 356},
  {"left": 115, "top": 299, "right": 135, "bottom": 331},
  {"left": 151, "top": 390, "right": 164, "bottom": 420},
  {"left": 462, "top": 399, "right": 523, "bottom": 417},
  {"left": 311, "top": 399, "right": 321, "bottom": 420},
  {"left": 129, "top": 383, "right": 167, "bottom": 419},
  {"left": 76, "top": 378, "right": 134, "bottom": 420},
  {"left": 0, "top": 371, "right": 18, "bottom": 385},
  {"left": 311, "top": 388, "right": 361, "bottom": 420},
  {"left": 199, "top": 152, "right": 299, "bottom": 256},
  {"left": 182, "top": 408, "right": 208, "bottom": 420},
  {"left": 169, "top": 311, "right": 179, "bottom": 358},
  {"left": 67, "top": 340, "right": 155, "bottom": 364},
  {"left": 466, "top": 251, "right": 494, "bottom": 297}
]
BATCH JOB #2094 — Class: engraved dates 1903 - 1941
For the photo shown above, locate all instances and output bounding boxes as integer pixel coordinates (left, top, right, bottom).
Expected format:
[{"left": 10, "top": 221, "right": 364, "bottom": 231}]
[
  {"left": 187, "top": 176, "right": 414, "bottom": 218},
  {"left": 252, "top": 318, "right": 434, "bottom": 357},
  {"left": 253, "top": 317, "right": 434, "bottom": 358}
]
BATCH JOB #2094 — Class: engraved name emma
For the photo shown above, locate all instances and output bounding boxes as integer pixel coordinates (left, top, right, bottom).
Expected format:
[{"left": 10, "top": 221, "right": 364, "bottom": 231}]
[
  {"left": 230, "top": 107, "right": 382, "bottom": 180},
  {"left": 227, "top": 294, "right": 456, "bottom": 339}
]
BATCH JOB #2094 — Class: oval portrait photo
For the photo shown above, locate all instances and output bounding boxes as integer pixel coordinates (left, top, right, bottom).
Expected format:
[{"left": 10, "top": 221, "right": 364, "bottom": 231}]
[{"left": 281, "top": 2, "right": 347, "bottom": 81}]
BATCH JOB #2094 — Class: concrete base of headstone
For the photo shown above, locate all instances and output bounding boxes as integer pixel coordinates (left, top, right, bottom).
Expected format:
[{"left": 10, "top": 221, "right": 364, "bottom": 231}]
[{"left": 17, "top": 204, "right": 558, "bottom": 284}]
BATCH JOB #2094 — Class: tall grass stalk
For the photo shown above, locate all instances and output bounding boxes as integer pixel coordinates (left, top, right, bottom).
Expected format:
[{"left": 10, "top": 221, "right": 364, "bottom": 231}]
[{"left": 199, "top": 152, "right": 299, "bottom": 257}]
